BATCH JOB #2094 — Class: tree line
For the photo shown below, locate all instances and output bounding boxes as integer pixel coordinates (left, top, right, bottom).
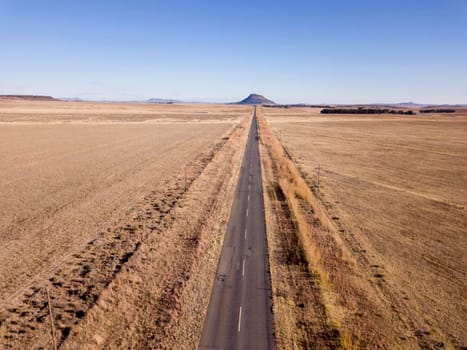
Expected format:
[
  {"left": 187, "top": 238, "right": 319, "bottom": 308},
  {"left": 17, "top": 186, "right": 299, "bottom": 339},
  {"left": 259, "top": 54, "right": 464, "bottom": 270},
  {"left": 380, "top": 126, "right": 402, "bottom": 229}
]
[
  {"left": 321, "top": 108, "right": 414, "bottom": 115},
  {"left": 420, "top": 109, "right": 455, "bottom": 113}
]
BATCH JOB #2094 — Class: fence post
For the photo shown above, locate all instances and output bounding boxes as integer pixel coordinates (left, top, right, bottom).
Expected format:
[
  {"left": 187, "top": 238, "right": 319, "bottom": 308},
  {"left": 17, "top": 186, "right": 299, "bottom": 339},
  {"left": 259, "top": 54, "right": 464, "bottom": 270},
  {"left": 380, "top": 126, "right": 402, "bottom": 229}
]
[{"left": 46, "top": 288, "right": 57, "bottom": 350}]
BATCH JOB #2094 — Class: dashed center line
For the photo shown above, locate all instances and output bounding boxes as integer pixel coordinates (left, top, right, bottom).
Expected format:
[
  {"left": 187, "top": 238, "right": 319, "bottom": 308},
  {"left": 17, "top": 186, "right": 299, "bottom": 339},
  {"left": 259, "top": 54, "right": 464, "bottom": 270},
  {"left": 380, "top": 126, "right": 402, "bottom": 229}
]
[
  {"left": 246, "top": 208, "right": 249, "bottom": 217},
  {"left": 238, "top": 306, "right": 242, "bottom": 332},
  {"left": 244, "top": 228, "right": 247, "bottom": 240},
  {"left": 242, "top": 258, "right": 245, "bottom": 277}
]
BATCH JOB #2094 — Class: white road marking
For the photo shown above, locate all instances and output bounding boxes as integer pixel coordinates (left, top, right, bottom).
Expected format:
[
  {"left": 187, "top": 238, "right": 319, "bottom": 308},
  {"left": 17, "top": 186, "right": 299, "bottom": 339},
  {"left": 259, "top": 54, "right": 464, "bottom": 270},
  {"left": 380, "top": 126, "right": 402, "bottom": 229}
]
[
  {"left": 238, "top": 306, "right": 242, "bottom": 332},
  {"left": 246, "top": 208, "right": 248, "bottom": 217},
  {"left": 242, "top": 258, "right": 245, "bottom": 277},
  {"left": 247, "top": 194, "right": 249, "bottom": 202},
  {"left": 245, "top": 228, "right": 247, "bottom": 240}
]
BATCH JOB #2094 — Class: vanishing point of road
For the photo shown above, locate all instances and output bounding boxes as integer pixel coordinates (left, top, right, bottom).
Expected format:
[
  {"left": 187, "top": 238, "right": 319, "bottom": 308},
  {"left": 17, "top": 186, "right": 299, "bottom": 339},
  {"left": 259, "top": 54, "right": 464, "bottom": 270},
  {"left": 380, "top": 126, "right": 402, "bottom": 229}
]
[{"left": 199, "top": 107, "right": 275, "bottom": 349}]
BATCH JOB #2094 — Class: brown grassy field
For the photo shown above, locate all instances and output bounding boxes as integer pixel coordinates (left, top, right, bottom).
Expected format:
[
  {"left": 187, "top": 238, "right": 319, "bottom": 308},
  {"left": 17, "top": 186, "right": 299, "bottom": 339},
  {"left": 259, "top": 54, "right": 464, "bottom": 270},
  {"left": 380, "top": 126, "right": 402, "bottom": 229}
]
[
  {"left": 0, "top": 99, "right": 244, "bottom": 123},
  {"left": 0, "top": 99, "right": 250, "bottom": 348},
  {"left": 261, "top": 107, "right": 466, "bottom": 349}
]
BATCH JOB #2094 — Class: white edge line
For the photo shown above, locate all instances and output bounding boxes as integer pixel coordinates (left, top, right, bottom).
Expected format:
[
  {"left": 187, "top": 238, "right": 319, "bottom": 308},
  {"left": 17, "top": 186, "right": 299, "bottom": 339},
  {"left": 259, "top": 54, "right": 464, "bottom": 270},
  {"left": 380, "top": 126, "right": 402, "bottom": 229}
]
[{"left": 238, "top": 306, "right": 242, "bottom": 332}]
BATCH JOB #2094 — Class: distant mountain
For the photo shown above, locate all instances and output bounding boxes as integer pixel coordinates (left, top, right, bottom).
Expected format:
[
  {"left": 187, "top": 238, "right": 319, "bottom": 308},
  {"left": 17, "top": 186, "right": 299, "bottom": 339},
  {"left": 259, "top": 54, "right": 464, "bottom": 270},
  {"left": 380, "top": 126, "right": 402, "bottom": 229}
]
[
  {"left": 340, "top": 102, "right": 428, "bottom": 108},
  {"left": 235, "top": 94, "right": 276, "bottom": 105},
  {"left": 391, "top": 102, "right": 428, "bottom": 108},
  {"left": 423, "top": 104, "right": 467, "bottom": 108},
  {"left": 147, "top": 98, "right": 180, "bottom": 104},
  {"left": 60, "top": 97, "right": 84, "bottom": 102},
  {"left": 352, "top": 102, "right": 467, "bottom": 108},
  {"left": 0, "top": 95, "right": 58, "bottom": 101}
]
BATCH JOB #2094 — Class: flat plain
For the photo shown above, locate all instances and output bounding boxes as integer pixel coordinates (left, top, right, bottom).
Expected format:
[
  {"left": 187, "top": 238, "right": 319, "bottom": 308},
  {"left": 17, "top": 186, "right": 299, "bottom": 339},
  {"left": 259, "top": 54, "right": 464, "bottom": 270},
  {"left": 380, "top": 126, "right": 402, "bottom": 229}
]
[
  {"left": 0, "top": 100, "right": 250, "bottom": 348},
  {"left": 262, "top": 107, "right": 467, "bottom": 349},
  {"left": 2, "top": 99, "right": 466, "bottom": 349}
]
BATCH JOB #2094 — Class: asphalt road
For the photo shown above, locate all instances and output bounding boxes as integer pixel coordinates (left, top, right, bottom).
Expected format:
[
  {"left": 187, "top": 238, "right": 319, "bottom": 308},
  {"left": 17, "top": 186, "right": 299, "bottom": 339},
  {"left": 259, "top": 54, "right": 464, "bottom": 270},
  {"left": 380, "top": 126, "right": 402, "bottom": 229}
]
[{"left": 199, "top": 108, "right": 275, "bottom": 350}]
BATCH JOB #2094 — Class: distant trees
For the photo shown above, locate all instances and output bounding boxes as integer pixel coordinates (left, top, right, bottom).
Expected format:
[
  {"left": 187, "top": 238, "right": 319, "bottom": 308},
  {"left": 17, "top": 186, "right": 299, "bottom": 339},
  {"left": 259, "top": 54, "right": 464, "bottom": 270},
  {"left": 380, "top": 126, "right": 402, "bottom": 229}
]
[
  {"left": 263, "top": 104, "right": 289, "bottom": 108},
  {"left": 420, "top": 109, "right": 455, "bottom": 113},
  {"left": 320, "top": 107, "right": 456, "bottom": 115},
  {"left": 321, "top": 108, "right": 414, "bottom": 115}
]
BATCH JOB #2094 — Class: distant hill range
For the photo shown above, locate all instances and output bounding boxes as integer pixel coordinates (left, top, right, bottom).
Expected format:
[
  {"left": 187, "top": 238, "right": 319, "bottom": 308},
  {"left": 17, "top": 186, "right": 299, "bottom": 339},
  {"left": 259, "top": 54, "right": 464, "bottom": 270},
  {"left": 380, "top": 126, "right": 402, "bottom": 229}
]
[
  {"left": 364, "top": 102, "right": 467, "bottom": 108},
  {"left": 0, "top": 95, "right": 58, "bottom": 101},
  {"left": 1, "top": 94, "right": 465, "bottom": 107},
  {"left": 390, "top": 102, "right": 426, "bottom": 108},
  {"left": 60, "top": 97, "right": 84, "bottom": 102},
  {"left": 423, "top": 104, "right": 467, "bottom": 108},
  {"left": 235, "top": 94, "right": 276, "bottom": 105},
  {"left": 330, "top": 102, "right": 467, "bottom": 109},
  {"left": 147, "top": 98, "right": 180, "bottom": 104}
]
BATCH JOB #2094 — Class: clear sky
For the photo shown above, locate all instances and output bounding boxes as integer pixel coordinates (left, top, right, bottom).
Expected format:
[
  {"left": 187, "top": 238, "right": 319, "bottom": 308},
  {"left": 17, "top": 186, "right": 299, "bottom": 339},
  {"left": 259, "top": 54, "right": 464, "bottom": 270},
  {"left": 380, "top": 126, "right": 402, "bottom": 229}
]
[{"left": 1, "top": 0, "right": 466, "bottom": 104}]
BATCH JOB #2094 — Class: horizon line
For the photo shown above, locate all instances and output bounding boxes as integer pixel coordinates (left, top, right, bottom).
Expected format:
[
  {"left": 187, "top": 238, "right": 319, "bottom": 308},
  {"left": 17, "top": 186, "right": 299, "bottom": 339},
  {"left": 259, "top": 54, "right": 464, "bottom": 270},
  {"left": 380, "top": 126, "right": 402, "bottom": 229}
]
[{"left": 1, "top": 94, "right": 467, "bottom": 106}]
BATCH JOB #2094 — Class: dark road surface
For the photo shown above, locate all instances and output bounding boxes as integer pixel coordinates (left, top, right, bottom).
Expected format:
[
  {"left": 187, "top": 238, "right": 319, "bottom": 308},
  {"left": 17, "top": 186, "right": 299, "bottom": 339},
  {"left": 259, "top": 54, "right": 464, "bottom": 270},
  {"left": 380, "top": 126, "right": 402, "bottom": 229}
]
[{"left": 199, "top": 108, "right": 275, "bottom": 349}]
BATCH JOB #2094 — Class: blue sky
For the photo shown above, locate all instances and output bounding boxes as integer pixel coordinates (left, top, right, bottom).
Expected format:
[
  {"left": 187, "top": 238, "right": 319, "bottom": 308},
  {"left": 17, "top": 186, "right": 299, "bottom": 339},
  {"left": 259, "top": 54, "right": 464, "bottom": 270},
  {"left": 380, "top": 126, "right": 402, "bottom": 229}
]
[{"left": 1, "top": 0, "right": 466, "bottom": 103}]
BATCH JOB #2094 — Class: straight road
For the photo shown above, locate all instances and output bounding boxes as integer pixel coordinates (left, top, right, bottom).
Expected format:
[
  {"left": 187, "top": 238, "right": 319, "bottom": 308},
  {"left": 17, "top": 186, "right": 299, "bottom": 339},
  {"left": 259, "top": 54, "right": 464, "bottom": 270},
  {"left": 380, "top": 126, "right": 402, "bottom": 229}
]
[{"left": 199, "top": 107, "right": 275, "bottom": 349}]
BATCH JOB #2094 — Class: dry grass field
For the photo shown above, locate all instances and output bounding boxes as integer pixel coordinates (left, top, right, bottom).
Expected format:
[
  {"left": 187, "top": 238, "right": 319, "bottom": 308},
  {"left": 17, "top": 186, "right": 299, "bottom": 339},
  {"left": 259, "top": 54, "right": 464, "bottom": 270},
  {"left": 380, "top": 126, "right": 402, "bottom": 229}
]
[
  {"left": 0, "top": 99, "right": 250, "bottom": 348},
  {"left": 261, "top": 107, "right": 466, "bottom": 349},
  {"left": 0, "top": 99, "right": 243, "bottom": 123},
  {"left": 2, "top": 99, "right": 465, "bottom": 349}
]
